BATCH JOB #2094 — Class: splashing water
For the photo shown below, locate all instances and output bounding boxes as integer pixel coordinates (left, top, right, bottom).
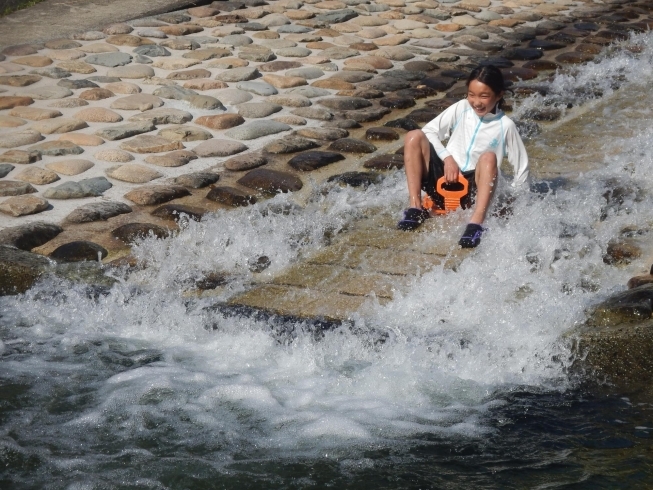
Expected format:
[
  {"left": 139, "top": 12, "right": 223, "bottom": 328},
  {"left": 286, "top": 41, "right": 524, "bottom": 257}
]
[{"left": 4, "top": 32, "right": 653, "bottom": 488}]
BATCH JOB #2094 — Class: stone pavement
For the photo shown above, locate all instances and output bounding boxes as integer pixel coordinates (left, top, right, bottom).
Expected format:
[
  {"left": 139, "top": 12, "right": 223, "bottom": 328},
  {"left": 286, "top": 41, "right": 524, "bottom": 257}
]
[
  {"left": 1, "top": 0, "right": 651, "bottom": 319},
  {"left": 0, "top": 0, "right": 201, "bottom": 50}
]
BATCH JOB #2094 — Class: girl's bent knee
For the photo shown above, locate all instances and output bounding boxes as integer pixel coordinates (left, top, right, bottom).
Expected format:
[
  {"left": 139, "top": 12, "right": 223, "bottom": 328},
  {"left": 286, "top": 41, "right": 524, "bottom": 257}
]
[{"left": 404, "top": 130, "right": 425, "bottom": 146}]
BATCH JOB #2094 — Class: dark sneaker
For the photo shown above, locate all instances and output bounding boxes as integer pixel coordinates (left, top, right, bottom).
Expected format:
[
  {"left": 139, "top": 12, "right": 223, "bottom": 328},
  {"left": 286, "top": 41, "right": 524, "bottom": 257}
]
[
  {"left": 397, "top": 207, "right": 430, "bottom": 231},
  {"left": 458, "top": 223, "right": 485, "bottom": 248}
]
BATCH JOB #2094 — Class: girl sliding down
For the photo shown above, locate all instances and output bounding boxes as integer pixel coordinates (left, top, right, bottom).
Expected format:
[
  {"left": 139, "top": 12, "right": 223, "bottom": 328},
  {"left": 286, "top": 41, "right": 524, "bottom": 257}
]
[{"left": 397, "top": 65, "right": 530, "bottom": 248}]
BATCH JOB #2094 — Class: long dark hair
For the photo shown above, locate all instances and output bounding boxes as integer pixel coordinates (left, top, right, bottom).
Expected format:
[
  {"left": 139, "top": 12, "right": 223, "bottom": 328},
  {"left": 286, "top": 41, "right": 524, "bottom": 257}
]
[{"left": 466, "top": 65, "right": 507, "bottom": 110}]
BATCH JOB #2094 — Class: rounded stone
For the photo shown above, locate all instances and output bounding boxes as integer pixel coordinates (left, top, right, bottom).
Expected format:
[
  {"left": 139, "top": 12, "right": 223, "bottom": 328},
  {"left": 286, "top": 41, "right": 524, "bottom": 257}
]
[
  {"left": 94, "top": 149, "right": 134, "bottom": 162},
  {"left": 221, "top": 34, "right": 254, "bottom": 47},
  {"left": 263, "top": 135, "right": 319, "bottom": 154},
  {"left": 0, "top": 181, "right": 37, "bottom": 197},
  {"left": 103, "top": 23, "right": 134, "bottom": 35},
  {"left": 58, "top": 134, "right": 105, "bottom": 146},
  {"left": 259, "top": 60, "right": 302, "bottom": 72},
  {"left": 235, "top": 81, "right": 278, "bottom": 96},
  {"left": 261, "top": 74, "right": 307, "bottom": 88},
  {"left": 158, "top": 126, "right": 212, "bottom": 142},
  {"left": 0, "top": 195, "right": 49, "bottom": 217},
  {"left": 183, "top": 80, "right": 228, "bottom": 91},
  {"left": 365, "top": 127, "right": 400, "bottom": 141},
  {"left": 0, "top": 163, "right": 14, "bottom": 177},
  {"left": 0, "top": 96, "right": 35, "bottom": 110},
  {"left": 123, "top": 185, "right": 191, "bottom": 206},
  {"left": 151, "top": 204, "right": 207, "bottom": 222},
  {"left": 50, "top": 241, "right": 108, "bottom": 262},
  {"left": 193, "top": 139, "right": 248, "bottom": 158},
  {"left": 74, "top": 107, "right": 123, "bottom": 123},
  {"left": 144, "top": 150, "right": 197, "bottom": 167},
  {"left": 555, "top": 52, "right": 595, "bottom": 64},
  {"left": 28, "top": 141, "right": 84, "bottom": 158},
  {"left": 327, "top": 171, "right": 382, "bottom": 188},
  {"left": 79, "top": 88, "right": 116, "bottom": 101},
  {"left": 215, "top": 66, "right": 260, "bottom": 82},
  {"left": 106, "top": 164, "right": 163, "bottom": 183},
  {"left": 106, "top": 34, "right": 153, "bottom": 47},
  {"left": 224, "top": 152, "right": 267, "bottom": 171},
  {"left": 295, "top": 127, "right": 348, "bottom": 140},
  {"left": 328, "top": 138, "right": 377, "bottom": 153},
  {"left": 120, "top": 134, "right": 185, "bottom": 153},
  {"left": 320, "top": 97, "right": 372, "bottom": 111},
  {"left": 29, "top": 118, "right": 88, "bottom": 135},
  {"left": 288, "top": 150, "right": 345, "bottom": 171},
  {"left": 22, "top": 86, "right": 73, "bottom": 100},
  {"left": 106, "top": 65, "right": 155, "bottom": 79},
  {"left": 0, "top": 129, "right": 44, "bottom": 149},
  {"left": 0, "top": 149, "right": 40, "bottom": 164},
  {"left": 173, "top": 172, "right": 219, "bottom": 189},
  {"left": 501, "top": 67, "right": 538, "bottom": 82},
  {"left": 9, "top": 106, "right": 61, "bottom": 121},
  {"left": 15, "top": 167, "right": 60, "bottom": 185},
  {"left": 363, "top": 153, "right": 404, "bottom": 169},
  {"left": 195, "top": 114, "right": 246, "bottom": 131},
  {"left": 110, "top": 94, "right": 164, "bottom": 111},
  {"left": 206, "top": 186, "right": 257, "bottom": 207},
  {"left": 501, "top": 48, "right": 543, "bottom": 61},
  {"left": 111, "top": 223, "right": 170, "bottom": 243},
  {"left": 85, "top": 52, "right": 133, "bottom": 67},
  {"left": 63, "top": 201, "right": 131, "bottom": 224},
  {"left": 48, "top": 98, "right": 89, "bottom": 108},
  {"left": 522, "top": 60, "right": 561, "bottom": 72},
  {"left": 237, "top": 102, "right": 282, "bottom": 118},
  {"left": 128, "top": 108, "right": 193, "bottom": 125},
  {"left": 224, "top": 120, "right": 291, "bottom": 140},
  {"left": 13, "top": 56, "right": 53, "bottom": 67},
  {"left": 45, "top": 159, "right": 94, "bottom": 176},
  {"left": 237, "top": 168, "right": 302, "bottom": 194},
  {"left": 288, "top": 86, "right": 330, "bottom": 98},
  {"left": 276, "top": 47, "right": 312, "bottom": 58}
]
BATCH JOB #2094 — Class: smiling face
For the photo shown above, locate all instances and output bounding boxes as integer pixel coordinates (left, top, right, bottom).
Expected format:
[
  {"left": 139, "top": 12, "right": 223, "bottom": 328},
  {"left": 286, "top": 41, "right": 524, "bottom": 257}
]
[{"left": 467, "top": 79, "right": 504, "bottom": 118}]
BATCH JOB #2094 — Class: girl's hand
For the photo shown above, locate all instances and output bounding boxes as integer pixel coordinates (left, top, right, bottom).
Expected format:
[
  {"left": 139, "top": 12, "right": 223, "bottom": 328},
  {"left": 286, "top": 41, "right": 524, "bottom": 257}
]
[{"left": 443, "top": 156, "right": 459, "bottom": 183}]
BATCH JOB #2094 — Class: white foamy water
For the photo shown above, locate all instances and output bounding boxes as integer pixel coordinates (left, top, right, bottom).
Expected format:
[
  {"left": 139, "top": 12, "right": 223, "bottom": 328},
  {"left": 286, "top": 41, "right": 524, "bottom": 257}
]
[{"left": 3, "top": 32, "right": 653, "bottom": 482}]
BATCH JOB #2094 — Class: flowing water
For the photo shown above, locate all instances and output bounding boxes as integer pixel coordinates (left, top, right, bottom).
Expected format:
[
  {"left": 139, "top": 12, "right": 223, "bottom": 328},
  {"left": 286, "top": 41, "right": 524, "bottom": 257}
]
[{"left": 4, "top": 33, "right": 653, "bottom": 489}]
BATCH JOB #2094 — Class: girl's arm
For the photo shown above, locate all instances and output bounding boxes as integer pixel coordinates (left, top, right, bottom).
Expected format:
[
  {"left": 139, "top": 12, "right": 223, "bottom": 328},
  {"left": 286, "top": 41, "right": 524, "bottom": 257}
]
[
  {"left": 506, "top": 124, "right": 530, "bottom": 188},
  {"left": 421, "top": 101, "right": 463, "bottom": 163}
]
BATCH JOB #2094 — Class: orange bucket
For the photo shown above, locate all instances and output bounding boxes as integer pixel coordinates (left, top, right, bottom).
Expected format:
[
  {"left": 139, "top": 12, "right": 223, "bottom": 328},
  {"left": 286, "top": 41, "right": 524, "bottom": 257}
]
[{"left": 422, "top": 174, "right": 469, "bottom": 215}]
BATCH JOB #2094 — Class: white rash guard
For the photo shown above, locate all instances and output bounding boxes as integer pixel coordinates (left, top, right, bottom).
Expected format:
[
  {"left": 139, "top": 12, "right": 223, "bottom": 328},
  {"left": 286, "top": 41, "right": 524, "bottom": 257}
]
[{"left": 421, "top": 99, "right": 530, "bottom": 189}]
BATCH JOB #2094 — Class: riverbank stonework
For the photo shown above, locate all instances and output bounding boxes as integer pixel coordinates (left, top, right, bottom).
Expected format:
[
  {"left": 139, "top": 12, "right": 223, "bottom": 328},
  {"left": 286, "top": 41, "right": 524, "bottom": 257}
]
[{"left": 1, "top": 0, "right": 653, "bottom": 354}]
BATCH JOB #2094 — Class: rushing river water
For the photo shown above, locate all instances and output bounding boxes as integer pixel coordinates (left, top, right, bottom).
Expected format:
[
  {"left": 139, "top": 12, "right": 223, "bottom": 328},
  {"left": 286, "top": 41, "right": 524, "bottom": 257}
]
[{"left": 4, "top": 33, "right": 653, "bottom": 489}]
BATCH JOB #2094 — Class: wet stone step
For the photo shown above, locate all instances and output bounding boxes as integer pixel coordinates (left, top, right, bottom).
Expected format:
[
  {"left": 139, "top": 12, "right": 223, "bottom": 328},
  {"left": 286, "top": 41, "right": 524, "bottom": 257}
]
[
  {"left": 327, "top": 138, "right": 377, "bottom": 154},
  {"left": 237, "top": 168, "right": 303, "bottom": 194},
  {"left": 206, "top": 186, "right": 258, "bottom": 207},
  {"left": 63, "top": 201, "right": 132, "bottom": 224},
  {"left": 124, "top": 185, "right": 191, "bottom": 206},
  {"left": 384, "top": 118, "right": 420, "bottom": 131},
  {"left": 151, "top": 204, "right": 207, "bottom": 222},
  {"left": 327, "top": 171, "right": 383, "bottom": 188},
  {"left": 0, "top": 221, "right": 63, "bottom": 251},
  {"left": 379, "top": 97, "right": 416, "bottom": 109},
  {"left": 287, "top": 151, "right": 346, "bottom": 171},
  {"left": 111, "top": 223, "right": 171, "bottom": 244},
  {"left": 50, "top": 241, "right": 108, "bottom": 262},
  {"left": 363, "top": 153, "right": 404, "bottom": 170},
  {"left": 366, "top": 127, "right": 400, "bottom": 141},
  {"left": 173, "top": 172, "right": 220, "bottom": 189}
]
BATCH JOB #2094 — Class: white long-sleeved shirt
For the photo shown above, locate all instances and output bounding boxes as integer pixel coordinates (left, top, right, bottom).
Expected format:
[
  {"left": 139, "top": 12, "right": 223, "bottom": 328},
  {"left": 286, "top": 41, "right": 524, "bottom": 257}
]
[{"left": 422, "top": 99, "right": 530, "bottom": 189}]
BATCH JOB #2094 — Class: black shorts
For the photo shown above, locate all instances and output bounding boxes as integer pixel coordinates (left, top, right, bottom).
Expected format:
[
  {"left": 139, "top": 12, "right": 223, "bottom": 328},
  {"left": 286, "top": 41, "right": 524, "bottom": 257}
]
[{"left": 421, "top": 143, "right": 477, "bottom": 210}]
